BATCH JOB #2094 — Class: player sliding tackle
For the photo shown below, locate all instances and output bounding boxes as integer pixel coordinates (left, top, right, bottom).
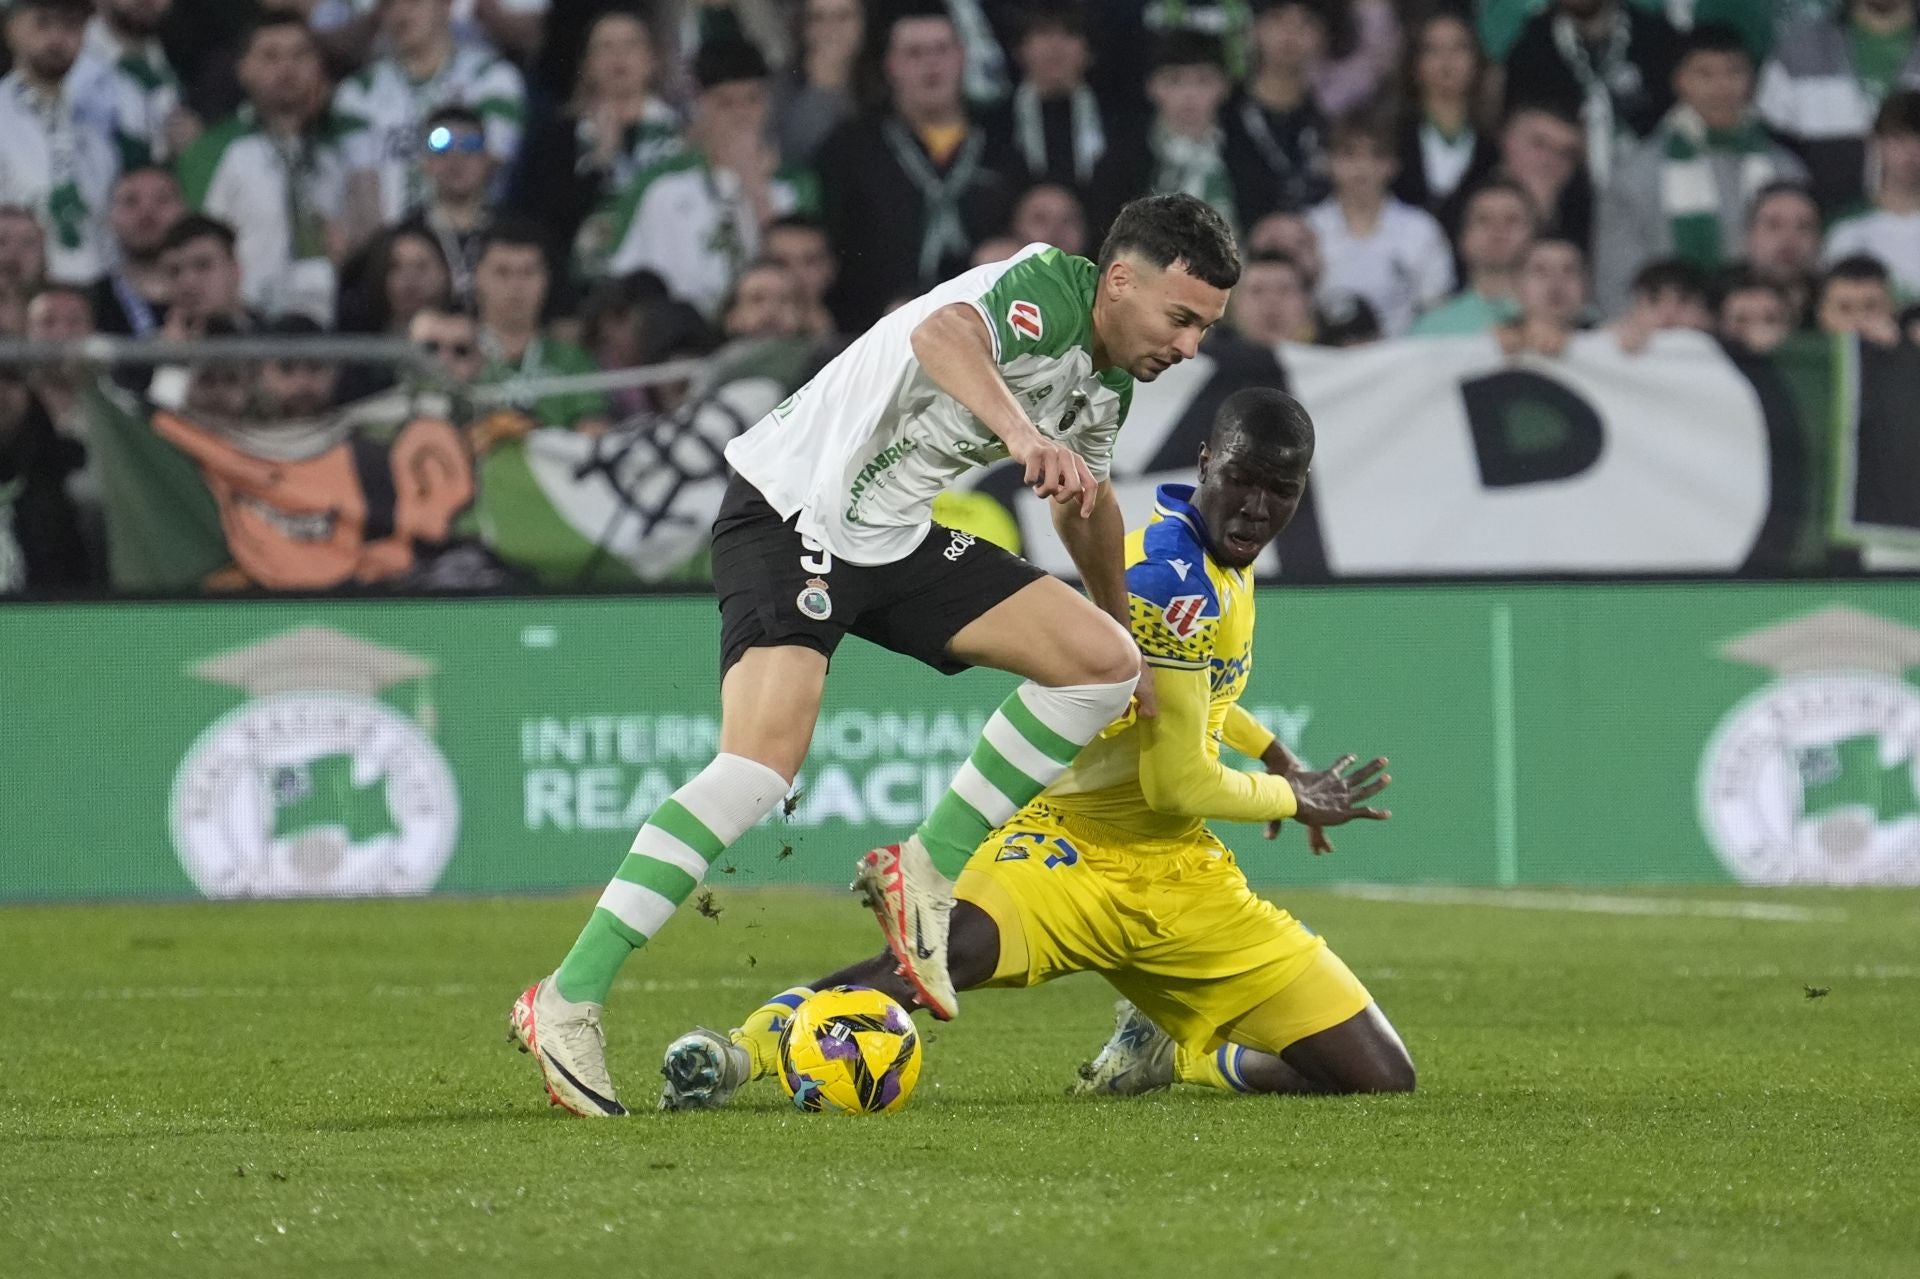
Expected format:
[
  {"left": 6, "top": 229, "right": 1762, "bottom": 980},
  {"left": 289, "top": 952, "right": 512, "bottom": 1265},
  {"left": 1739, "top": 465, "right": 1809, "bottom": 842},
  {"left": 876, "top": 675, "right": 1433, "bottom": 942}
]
[
  {"left": 510, "top": 195, "right": 1243, "bottom": 1116},
  {"left": 660, "top": 389, "right": 1415, "bottom": 1108}
]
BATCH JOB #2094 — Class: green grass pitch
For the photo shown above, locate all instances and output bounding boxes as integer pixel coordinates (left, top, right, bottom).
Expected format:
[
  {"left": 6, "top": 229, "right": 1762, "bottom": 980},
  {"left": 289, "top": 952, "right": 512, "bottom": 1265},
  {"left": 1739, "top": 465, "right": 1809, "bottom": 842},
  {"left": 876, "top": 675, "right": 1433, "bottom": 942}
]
[{"left": 4, "top": 886, "right": 1916, "bottom": 1277}]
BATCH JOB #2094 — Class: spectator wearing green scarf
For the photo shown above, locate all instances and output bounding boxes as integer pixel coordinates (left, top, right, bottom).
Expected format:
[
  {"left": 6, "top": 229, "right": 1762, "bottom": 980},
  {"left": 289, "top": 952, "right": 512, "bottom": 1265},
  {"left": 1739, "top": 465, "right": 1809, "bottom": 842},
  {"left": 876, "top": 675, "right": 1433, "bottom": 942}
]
[{"left": 1593, "top": 24, "right": 1806, "bottom": 316}]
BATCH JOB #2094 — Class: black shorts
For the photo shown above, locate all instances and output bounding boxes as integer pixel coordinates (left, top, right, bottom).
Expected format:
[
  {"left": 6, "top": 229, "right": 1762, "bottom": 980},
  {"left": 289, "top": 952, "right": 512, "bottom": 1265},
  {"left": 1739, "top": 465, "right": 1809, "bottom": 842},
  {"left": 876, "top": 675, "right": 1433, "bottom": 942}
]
[{"left": 711, "top": 472, "right": 1046, "bottom": 677}]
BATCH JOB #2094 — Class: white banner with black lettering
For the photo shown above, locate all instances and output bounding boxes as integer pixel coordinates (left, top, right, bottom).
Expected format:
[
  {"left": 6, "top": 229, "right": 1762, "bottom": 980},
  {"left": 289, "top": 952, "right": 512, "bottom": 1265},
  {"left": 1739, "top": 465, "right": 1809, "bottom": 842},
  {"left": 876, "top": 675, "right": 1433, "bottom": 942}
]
[{"left": 966, "top": 330, "right": 1787, "bottom": 580}]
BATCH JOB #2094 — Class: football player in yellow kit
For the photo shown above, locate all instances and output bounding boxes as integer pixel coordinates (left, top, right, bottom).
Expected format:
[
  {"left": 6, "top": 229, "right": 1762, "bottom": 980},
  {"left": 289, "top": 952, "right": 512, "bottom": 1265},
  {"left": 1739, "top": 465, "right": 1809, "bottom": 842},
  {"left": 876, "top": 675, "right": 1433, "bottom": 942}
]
[{"left": 660, "top": 387, "right": 1412, "bottom": 1105}]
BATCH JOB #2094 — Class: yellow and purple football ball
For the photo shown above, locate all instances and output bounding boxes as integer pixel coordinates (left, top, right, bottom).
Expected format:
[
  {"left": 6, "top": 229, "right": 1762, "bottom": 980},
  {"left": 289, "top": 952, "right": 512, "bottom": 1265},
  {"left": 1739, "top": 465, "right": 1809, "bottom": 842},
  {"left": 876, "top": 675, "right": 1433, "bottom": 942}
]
[{"left": 777, "top": 985, "right": 923, "bottom": 1114}]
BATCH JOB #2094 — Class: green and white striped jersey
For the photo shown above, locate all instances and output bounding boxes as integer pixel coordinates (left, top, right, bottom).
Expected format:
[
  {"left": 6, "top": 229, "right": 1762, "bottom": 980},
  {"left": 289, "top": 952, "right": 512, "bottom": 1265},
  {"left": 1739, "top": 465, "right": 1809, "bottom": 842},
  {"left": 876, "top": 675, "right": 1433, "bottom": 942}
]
[
  {"left": 0, "top": 72, "right": 118, "bottom": 282},
  {"left": 725, "top": 244, "right": 1132, "bottom": 565},
  {"left": 73, "top": 18, "right": 182, "bottom": 168},
  {"left": 176, "top": 109, "right": 352, "bottom": 321},
  {"left": 334, "top": 45, "right": 525, "bottom": 224},
  {"left": 585, "top": 150, "right": 812, "bottom": 318}
]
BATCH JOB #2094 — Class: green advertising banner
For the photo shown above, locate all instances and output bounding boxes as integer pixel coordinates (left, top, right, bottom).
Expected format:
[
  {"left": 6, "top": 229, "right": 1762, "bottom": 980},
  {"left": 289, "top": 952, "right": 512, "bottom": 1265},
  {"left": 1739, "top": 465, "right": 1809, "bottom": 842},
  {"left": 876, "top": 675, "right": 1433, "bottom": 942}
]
[{"left": 4, "top": 582, "right": 1918, "bottom": 903}]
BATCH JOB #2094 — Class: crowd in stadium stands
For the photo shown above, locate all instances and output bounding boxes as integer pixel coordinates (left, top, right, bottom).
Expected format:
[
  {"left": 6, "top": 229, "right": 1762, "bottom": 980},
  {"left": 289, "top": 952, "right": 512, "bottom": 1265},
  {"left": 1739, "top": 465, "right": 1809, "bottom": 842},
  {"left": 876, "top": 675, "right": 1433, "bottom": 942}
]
[{"left": 4, "top": 0, "right": 1920, "bottom": 592}]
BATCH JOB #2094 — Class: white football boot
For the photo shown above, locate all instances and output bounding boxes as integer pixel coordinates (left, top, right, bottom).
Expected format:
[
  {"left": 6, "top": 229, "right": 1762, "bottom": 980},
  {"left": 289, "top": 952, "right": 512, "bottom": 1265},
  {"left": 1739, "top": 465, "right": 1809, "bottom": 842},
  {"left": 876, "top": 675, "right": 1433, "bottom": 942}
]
[
  {"left": 1068, "top": 1000, "right": 1176, "bottom": 1097},
  {"left": 658, "top": 1027, "right": 754, "bottom": 1111},
  {"left": 852, "top": 834, "right": 958, "bottom": 1020},
  {"left": 507, "top": 977, "right": 628, "bottom": 1117}
]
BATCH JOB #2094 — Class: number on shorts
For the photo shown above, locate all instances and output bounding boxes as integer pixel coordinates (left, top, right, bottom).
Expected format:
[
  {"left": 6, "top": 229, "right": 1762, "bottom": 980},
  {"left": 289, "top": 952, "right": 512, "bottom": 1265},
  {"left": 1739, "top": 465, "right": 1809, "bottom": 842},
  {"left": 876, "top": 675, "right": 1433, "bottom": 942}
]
[{"left": 1002, "top": 830, "right": 1080, "bottom": 869}]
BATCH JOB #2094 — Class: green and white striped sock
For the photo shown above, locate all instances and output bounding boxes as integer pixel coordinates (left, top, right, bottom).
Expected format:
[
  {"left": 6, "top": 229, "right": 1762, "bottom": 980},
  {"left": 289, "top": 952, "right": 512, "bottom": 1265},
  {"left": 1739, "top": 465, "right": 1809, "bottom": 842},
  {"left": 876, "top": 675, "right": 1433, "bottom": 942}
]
[
  {"left": 916, "top": 678, "right": 1136, "bottom": 876},
  {"left": 553, "top": 753, "right": 790, "bottom": 1005}
]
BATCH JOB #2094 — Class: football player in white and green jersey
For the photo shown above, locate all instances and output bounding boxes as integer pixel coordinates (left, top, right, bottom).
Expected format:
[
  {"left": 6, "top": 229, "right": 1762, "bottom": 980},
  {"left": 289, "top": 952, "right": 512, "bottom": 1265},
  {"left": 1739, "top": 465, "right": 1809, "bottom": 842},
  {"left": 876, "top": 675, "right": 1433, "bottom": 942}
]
[
  {"left": 508, "top": 194, "right": 1242, "bottom": 1119},
  {"left": 333, "top": 0, "right": 525, "bottom": 227}
]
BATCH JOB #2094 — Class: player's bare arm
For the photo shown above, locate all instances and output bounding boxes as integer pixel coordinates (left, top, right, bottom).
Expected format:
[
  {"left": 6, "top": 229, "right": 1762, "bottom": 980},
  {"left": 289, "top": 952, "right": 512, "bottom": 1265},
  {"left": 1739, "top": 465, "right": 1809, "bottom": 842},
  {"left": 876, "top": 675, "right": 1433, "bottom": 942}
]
[
  {"left": 911, "top": 303, "right": 1097, "bottom": 515},
  {"left": 1052, "top": 483, "right": 1159, "bottom": 717}
]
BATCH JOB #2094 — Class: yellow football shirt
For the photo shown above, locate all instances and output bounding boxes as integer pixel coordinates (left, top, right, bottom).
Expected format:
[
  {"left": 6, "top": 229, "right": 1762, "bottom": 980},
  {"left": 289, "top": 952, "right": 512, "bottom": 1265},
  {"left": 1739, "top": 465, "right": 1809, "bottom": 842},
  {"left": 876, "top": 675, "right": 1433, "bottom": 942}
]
[{"left": 1045, "top": 484, "right": 1291, "bottom": 841}]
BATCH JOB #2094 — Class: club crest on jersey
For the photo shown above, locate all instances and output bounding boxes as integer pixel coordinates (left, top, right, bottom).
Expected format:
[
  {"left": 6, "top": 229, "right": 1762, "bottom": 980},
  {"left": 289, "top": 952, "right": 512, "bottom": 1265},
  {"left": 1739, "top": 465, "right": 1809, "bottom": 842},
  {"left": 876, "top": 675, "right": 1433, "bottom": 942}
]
[
  {"left": 797, "top": 576, "right": 833, "bottom": 621},
  {"left": 1007, "top": 299, "right": 1043, "bottom": 341},
  {"left": 1163, "top": 594, "right": 1209, "bottom": 639}
]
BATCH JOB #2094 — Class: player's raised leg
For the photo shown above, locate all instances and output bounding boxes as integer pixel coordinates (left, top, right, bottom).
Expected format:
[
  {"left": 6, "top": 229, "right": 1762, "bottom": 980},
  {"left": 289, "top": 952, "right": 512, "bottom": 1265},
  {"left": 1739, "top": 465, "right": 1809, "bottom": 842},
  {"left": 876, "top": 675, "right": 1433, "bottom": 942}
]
[
  {"left": 510, "top": 646, "right": 822, "bottom": 1117},
  {"left": 855, "top": 574, "right": 1138, "bottom": 1020}
]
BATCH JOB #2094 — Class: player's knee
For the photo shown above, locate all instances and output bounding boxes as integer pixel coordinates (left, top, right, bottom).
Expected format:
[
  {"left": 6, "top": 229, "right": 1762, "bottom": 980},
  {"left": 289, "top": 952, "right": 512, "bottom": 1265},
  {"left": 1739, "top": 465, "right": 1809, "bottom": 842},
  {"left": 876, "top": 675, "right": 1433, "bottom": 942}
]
[
  {"left": 1344, "top": 1051, "right": 1416, "bottom": 1095},
  {"left": 1063, "top": 613, "right": 1140, "bottom": 688},
  {"left": 1373, "top": 1056, "right": 1417, "bottom": 1095}
]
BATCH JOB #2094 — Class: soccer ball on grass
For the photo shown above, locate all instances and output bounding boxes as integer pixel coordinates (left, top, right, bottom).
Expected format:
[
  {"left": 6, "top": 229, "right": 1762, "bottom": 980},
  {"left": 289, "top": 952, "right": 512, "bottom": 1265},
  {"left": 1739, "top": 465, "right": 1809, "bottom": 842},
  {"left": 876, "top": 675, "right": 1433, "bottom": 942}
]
[{"left": 777, "top": 985, "right": 922, "bottom": 1114}]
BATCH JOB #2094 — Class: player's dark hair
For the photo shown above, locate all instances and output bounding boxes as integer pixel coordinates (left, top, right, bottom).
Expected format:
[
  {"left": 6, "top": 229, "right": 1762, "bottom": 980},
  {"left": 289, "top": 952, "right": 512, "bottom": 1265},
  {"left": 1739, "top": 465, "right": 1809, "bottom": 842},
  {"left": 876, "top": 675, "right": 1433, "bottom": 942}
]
[
  {"left": 1211, "top": 387, "right": 1315, "bottom": 460},
  {"left": 1098, "top": 194, "right": 1240, "bottom": 289},
  {"left": 1631, "top": 257, "right": 1710, "bottom": 304},
  {"left": 160, "top": 213, "right": 238, "bottom": 257}
]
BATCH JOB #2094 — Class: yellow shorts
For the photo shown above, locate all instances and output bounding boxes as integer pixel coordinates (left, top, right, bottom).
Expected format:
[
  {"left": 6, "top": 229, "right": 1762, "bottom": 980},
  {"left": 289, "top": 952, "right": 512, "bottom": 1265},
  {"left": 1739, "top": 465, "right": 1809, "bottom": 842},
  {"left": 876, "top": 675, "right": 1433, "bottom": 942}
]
[{"left": 955, "top": 801, "right": 1372, "bottom": 1054}]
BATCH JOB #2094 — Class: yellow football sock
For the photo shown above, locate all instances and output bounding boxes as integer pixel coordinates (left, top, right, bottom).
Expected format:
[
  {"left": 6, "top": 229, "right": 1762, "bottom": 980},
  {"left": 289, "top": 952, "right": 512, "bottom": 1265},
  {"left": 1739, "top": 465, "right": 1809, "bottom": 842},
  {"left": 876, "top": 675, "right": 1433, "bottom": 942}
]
[
  {"left": 731, "top": 986, "right": 814, "bottom": 1080},
  {"left": 1175, "top": 1042, "right": 1257, "bottom": 1093}
]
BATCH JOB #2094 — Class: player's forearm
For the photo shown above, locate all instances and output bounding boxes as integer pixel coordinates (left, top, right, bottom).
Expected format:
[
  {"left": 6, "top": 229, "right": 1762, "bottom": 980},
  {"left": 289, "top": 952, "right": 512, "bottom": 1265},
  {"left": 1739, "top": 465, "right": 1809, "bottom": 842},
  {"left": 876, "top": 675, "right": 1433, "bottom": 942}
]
[
  {"left": 1052, "top": 483, "right": 1128, "bottom": 627},
  {"left": 910, "top": 305, "right": 1038, "bottom": 450},
  {"left": 1138, "top": 668, "right": 1298, "bottom": 821}
]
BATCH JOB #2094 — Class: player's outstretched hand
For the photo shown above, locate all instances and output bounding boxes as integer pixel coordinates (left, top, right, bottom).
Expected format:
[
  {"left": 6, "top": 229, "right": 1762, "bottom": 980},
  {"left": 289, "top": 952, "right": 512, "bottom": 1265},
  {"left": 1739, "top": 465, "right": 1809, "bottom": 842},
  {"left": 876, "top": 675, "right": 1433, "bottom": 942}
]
[
  {"left": 1288, "top": 754, "right": 1391, "bottom": 829},
  {"left": 1012, "top": 433, "right": 1097, "bottom": 517}
]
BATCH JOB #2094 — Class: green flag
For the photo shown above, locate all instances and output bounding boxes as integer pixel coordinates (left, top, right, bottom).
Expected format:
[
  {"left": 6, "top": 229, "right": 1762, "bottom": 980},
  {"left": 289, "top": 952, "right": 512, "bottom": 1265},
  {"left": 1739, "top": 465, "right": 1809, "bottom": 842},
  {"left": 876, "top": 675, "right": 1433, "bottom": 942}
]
[{"left": 82, "top": 379, "right": 228, "bottom": 591}]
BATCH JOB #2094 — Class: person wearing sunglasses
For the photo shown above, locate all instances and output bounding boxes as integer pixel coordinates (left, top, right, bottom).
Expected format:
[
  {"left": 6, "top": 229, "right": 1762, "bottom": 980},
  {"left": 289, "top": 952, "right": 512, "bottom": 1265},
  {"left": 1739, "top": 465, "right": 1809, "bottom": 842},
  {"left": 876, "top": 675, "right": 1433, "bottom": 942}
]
[
  {"left": 402, "top": 106, "right": 497, "bottom": 303},
  {"left": 408, "top": 302, "right": 483, "bottom": 387}
]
